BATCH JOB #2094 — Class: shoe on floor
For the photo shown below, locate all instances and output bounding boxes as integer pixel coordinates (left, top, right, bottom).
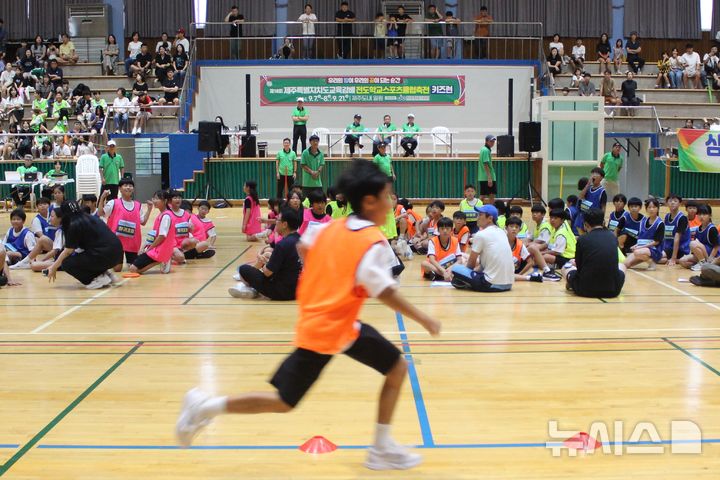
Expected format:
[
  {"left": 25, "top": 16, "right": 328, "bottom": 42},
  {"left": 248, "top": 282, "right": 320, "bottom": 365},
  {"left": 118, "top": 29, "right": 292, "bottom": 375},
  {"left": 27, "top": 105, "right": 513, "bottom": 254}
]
[
  {"left": 86, "top": 273, "right": 112, "bottom": 289},
  {"left": 9, "top": 257, "right": 31, "bottom": 269},
  {"left": 365, "top": 444, "right": 422, "bottom": 470},
  {"left": 228, "top": 284, "right": 258, "bottom": 299},
  {"left": 529, "top": 272, "right": 543, "bottom": 283},
  {"left": 184, "top": 249, "right": 199, "bottom": 260},
  {"left": 543, "top": 270, "right": 562, "bottom": 282},
  {"left": 161, "top": 262, "right": 171, "bottom": 274},
  {"left": 691, "top": 261, "right": 706, "bottom": 272},
  {"left": 176, "top": 388, "right": 212, "bottom": 448},
  {"left": 105, "top": 270, "right": 121, "bottom": 285},
  {"left": 196, "top": 250, "right": 216, "bottom": 259},
  {"left": 232, "top": 272, "right": 241, "bottom": 281}
]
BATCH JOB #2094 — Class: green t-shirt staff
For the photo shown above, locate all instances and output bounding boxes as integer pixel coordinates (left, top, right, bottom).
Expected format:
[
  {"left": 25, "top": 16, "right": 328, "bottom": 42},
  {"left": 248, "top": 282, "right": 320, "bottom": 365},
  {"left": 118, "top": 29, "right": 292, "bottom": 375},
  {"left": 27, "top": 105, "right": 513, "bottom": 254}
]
[
  {"left": 300, "top": 134, "right": 325, "bottom": 190},
  {"left": 373, "top": 142, "right": 395, "bottom": 180},
  {"left": 477, "top": 135, "right": 497, "bottom": 202},
  {"left": 599, "top": 143, "right": 624, "bottom": 182},
  {"left": 276, "top": 139, "right": 297, "bottom": 177},
  {"left": 98, "top": 141, "right": 125, "bottom": 185}
]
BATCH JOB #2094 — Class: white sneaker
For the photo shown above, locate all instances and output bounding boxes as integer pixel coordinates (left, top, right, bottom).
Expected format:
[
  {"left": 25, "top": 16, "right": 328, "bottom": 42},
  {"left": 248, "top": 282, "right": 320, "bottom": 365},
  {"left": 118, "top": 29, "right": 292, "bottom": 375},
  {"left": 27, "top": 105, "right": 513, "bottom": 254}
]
[
  {"left": 176, "top": 388, "right": 212, "bottom": 448},
  {"left": 232, "top": 272, "right": 241, "bottom": 281},
  {"left": 691, "top": 261, "right": 706, "bottom": 272},
  {"left": 10, "top": 257, "right": 31, "bottom": 269},
  {"left": 86, "top": 273, "right": 112, "bottom": 289},
  {"left": 365, "top": 443, "right": 422, "bottom": 470},
  {"left": 161, "top": 261, "right": 171, "bottom": 274},
  {"left": 228, "top": 283, "right": 258, "bottom": 299},
  {"left": 105, "top": 270, "right": 121, "bottom": 285}
]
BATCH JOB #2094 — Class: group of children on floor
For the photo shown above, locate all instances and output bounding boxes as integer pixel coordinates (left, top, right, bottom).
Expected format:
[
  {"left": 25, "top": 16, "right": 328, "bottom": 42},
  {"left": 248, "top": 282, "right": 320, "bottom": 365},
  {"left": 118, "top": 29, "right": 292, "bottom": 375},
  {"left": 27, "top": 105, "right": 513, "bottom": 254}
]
[{"left": 1, "top": 182, "right": 218, "bottom": 287}]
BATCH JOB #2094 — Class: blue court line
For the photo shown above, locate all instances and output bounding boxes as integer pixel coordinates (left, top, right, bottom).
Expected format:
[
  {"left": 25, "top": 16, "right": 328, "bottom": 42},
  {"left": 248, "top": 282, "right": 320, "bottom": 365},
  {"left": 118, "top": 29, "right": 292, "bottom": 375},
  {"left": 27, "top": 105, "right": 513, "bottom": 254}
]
[
  {"left": 0, "top": 445, "right": 19, "bottom": 449},
  {"left": 24, "top": 438, "right": 720, "bottom": 451},
  {"left": 395, "top": 312, "right": 435, "bottom": 447}
]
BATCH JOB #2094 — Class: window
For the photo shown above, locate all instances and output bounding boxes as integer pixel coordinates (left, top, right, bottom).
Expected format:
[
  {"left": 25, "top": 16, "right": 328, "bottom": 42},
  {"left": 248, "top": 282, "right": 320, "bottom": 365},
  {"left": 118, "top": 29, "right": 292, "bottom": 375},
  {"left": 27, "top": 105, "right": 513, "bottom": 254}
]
[
  {"left": 194, "top": 0, "right": 207, "bottom": 29},
  {"left": 701, "top": 0, "right": 712, "bottom": 31}
]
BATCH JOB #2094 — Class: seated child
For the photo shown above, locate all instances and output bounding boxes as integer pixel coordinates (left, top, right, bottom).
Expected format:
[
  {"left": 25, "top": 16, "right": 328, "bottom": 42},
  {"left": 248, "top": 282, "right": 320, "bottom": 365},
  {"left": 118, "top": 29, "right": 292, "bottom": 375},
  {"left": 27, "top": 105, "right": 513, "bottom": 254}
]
[
  {"left": 617, "top": 196, "right": 643, "bottom": 253},
  {"left": 410, "top": 200, "right": 444, "bottom": 254},
  {"left": 257, "top": 198, "right": 281, "bottom": 242},
  {"left": 686, "top": 200, "right": 701, "bottom": 239},
  {"left": 495, "top": 200, "right": 508, "bottom": 229},
  {"left": 542, "top": 209, "right": 576, "bottom": 269},
  {"left": 507, "top": 216, "right": 562, "bottom": 282},
  {"left": 10, "top": 198, "right": 58, "bottom": 270},
  {"left": 30, "top": 196, "right": 53, "bottom": 239},
  {"left": 298, "top": 188, "right": 331, "bottom": 236},
  {"left": 393, "top": 193, "right": 408, "bottom": 239},
  {"left": 623, "top": 198, "right": 665, "bottom": 270},
  {"left": 184, "top": 200, "right": 217, "bottom": 259},
  {"left": 326, "top": 187, "right": 353, "bottom": 219},
  {"left": 421, "top": 217, "right": 462, "bottom": 281},
  {"left": 100, "top": 179, "right": 152, "bottom": 270},
  {"left": 81, "top": 194, "right": 99, "bottom": 216},
  {"left": 529, "top": 204, "right": 554, "bottom": 251},
  {"left": 2, "top": 208, "right": 37, "bottom": 265},
  {"left": 565, "top": 195, "right": 580, "bottom": 236},
  {"left": 399, "top": 198, "right": 422, "bottom": 239},
  {"left": 507, "top": 205, "right": 529, "bottom": 242},
  {"left": 130, "top": 190, "right": 176, "bottom": 274},
  {"left": 50, "top": 185, "right": 66, "bottom": 211},
  {"left": 679, "top": 204, "right": 718, "bottom": 270},
  {"left": 452, "top": 211, "right": 470, "bottom": 252},
  {"left": 608, "top": 193, "right": 629, "bottom": 234},
  {"left": 29, "top": 208, "right": 64, "bottom": 273},
  {"left": 661, "top": 193, "right": 690, "bottom": 266},
  {"left": 575, "top": 169, "right": 607, "bottom": 234},
  {"left": 0, "top": 246, "right": 20, "bottom": 287},
  {"left": 459, "top": 184, "right": 481, "bottom": 234}
]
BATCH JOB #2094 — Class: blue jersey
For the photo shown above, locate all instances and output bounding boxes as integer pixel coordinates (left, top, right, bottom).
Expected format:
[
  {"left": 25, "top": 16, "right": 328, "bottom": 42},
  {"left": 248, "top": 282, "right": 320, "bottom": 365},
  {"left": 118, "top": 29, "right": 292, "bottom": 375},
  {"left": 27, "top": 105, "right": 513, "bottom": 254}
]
[
  {"left": 696, "top": 223, "right": 718, "bottom": 254},
  {"left": 621, "top": 213, "right": 644, "bottom": 239},
  {"left": 637, "top": 217, "right": 663, "bottom": 246},
  {"left": 4, "top": 227, "right": 32, "bottom": 257},
  {"left": 35, "top": 214, "right": 58, "bottom": 241},
  {"left": 663, "top": 211, "right": 690, "bottom": 256},
  {"left": 566, "top": 205, "right": 580, "bottom": 235},
  {"left": 608, "top": 210, "right": 629, "bottom": 233},
  {"left": 575, "top": 186, "right": 606, "bottom": 230}
]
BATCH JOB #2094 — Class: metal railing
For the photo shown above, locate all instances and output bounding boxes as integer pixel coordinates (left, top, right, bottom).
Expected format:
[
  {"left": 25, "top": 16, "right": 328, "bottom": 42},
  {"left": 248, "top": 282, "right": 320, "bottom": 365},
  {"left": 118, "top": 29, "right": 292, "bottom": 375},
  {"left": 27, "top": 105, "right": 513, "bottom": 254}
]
[{"left": 603, "top": 105, "right": 663, "bottom": 133}]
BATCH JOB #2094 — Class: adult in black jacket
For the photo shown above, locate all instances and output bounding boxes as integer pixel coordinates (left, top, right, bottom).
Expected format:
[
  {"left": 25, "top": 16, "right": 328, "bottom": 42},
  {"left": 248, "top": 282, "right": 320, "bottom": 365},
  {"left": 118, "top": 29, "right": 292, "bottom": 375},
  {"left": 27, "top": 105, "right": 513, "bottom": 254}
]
[{"left": 565, "top": 208, "right": 626, "bottom": 298}]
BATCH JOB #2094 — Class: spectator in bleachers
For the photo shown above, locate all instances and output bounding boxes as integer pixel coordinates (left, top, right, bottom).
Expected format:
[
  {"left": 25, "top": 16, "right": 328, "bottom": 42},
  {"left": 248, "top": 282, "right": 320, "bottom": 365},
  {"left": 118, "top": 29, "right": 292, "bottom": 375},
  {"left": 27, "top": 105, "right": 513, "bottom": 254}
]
[
  {"left": 18, "top": 49, "right": 39, "bottom": 85},
  {"left": 92, "top": 90, "right": 107, "bottom": 111},
  {"left": 158, "top": 69, "right": 180, "bottom": 108},
  {"left": 54, "top": 137, "right": 71, "bottom": 157},
  {"left": 103, "top": 34, "right": 119, "bottom": 76},
  {"left": 129, "top": 43, "right": 152, "bottom": 77},
  {"left": 549, "top": 34, "right": 565, "bottom": 64},
  {"left": 173, "top": 28, "right": 190, "bottom": 55},
  {"left": 2, "top": 124, "right": 17, "bottom": 159},
  {"left": 298, "top": 4, "right": 317, "bottom": 60},
  {"left": 277, "top": 36, "right": 295, "bottom": 59},
  {"left": 50, "top": 91, "right": 70, "bottom": 120},
  {"left": 58, "top": 33, "right": 78, "bottom": 65},
  {"left": 0, "top": 19, "right": 6, "bottom": 55},
  {"left": 681, "top": 43, "right": 702, "bottom": 89},
  {"left": 426, "top": 4, "right": 443, "bottom": 60},
  {"left": 90, "top": 106, "right": 106, "bottom": 138},
  {"left": 570, "top": 67, "right": 583, "bottom": 88},
  {"left": 0, "top": 62, "right": 14, "bottom": 96},
  {"left": 625, "top": 32, "right": 644, "bottom": 74},
  {"left": 3, "top": 86, "right": 23, "bottom": 126},
  {"left": 373, "top": 13, "right": 386, "bottom": 59},
  {"left": 621, "top": 71, "right": 640, "bottom": 115},
  {"left": 46, "top": 43, "right": 58, "bottom": 61},
  {"left": 335, "top": 2, "right": 355, "bottom": 59},
  {"left": 596, "top": 33, "right": 611, "bottom": 73},
  {"left": 46, "top": 58, "right": 63, "bottom": 90},
  {"left": 131, "top": 90, "right": 153, "bottom": 134},
  {"left": 474, "top": 6, "right": 492, "bottom": 59},
  {"left": 36, "top": 74, "right": 53, "bottom": 99},
  {"left": 112, "top": 87, "right": 131, "bottom": 133},
  {"left": 14, "top": 41, "right": 30, "bottom": 62},
  {"left": 601, "top": 69, "right": 621, "bottom": 107},
  {"left": 226, "top": 6, "right": 245, "bottom": 60},
  {"left": 546, "top": 47, "right": 562, "bottom": 86},
  {"left": 669, "top": 47, "right": 684, "bottom": 89},
  {"left": 173, "top": 43, "right": 189, "bottom": 82},
  {"left": 655, "top": 51, "right": 671, "bottom": 88},
  {"left": 124, "top": 32, "right": 142, "bottom": 78},
  {"left": 701, "top": 46, "right": 718, "bottom": 88},
  {"left": 386, "top": 15, "right": 399, "bottom": 59},
  {"left": 578, "top": 73, "right": 596, "bottom": 96},
  {"left": 155, "top": 32, "right": 171, "bottom": 53},
  {"left": 445, "top": 11, "right": 461, "bottom": 59},
  {"left": 31, "top": 35, "right": 46, "bottom": 64},
  {"left": 570, "top": 38, "right": 585, "bottom": 72},
  {"left": 154, "top": 45, "right": 173, "bottom": 84},
  {"left": 132, "top": 73, "right": 149, "bottom": 97},
  {"left": 613, "top": 38, "right": 625, "bottom": 73},
  {"left": 395, "top": 5, "right": 413, "bottom": 59}
]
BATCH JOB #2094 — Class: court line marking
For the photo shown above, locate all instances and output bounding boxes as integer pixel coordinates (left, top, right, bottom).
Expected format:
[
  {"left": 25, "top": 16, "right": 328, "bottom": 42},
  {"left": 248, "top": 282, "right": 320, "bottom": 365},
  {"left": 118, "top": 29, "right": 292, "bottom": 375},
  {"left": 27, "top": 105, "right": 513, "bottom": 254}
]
[
  {"left": 663, "top": 338, "right": 720, "bottom": 377},
  {"left": 30, "top": 281, "right": 129, "bottom": 334},
  {"left": 22, "top": 438, "right": 720, "bottom": 451},
  {"left": 0, "top": 342, "right": 142, "bottom": 477},
  {"left": 630, "top": 270, "right": 720, "bottom": 312},
  {"left": 183, "top": 246, "right": 251, "bottom": 305},
  {"left": 395, "top": 312, "right": 434, "bottom": 447}
]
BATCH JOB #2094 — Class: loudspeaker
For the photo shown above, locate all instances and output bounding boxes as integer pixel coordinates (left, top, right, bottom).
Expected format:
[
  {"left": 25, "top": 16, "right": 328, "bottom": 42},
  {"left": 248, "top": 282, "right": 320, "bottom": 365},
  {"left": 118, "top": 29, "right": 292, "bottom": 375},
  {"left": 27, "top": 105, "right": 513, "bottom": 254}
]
[
  {"left": 497, "top": 135, "right": 514, "bottom": 157},
  {"left": 518, "top": 121, "right": 541, "bottom": 152},
  {"left": 198, "top": 121, "right": 222, "bottom": 152},
  {"left": 160, "top": 152, "right": 170, "bottom": 189},
  {"left": 241, "top": 135, "right": 257, "bottom": 158}
]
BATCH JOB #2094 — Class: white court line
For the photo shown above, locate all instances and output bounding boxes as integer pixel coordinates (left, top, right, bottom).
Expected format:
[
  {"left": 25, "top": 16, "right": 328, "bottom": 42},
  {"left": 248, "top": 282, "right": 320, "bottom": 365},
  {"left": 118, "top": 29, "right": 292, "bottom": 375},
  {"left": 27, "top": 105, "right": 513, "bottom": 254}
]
[
  {"left": 630, "top": 270, "right": 720, "bottom": 312},
  {"left": 30, "top": 280, "right": 128, "bottom": 334},
  {"left": 6, "top": 326, "right": 720, "bottom": 336}
]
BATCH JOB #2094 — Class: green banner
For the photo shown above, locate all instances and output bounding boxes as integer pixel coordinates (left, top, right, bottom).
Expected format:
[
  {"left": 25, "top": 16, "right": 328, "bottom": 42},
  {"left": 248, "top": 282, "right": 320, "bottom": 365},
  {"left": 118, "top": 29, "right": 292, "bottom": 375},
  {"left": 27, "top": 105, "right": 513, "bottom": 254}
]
[
  {"left": 260, "top": 75, "right": 465, "bottom": 106},
  {"left": 678, "top": 128, "right": 720, "bottom": 173}
]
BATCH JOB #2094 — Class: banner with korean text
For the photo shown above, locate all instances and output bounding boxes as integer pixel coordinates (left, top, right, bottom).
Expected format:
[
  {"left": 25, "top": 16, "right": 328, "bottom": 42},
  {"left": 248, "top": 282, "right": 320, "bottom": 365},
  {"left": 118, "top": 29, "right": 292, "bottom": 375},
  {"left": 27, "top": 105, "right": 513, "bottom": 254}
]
[
  {"left": 678, "top": 128, "right": 720, "bottom": 173},
  {"left": 260, "top": 75, "right": 465, "bottom": 106}
]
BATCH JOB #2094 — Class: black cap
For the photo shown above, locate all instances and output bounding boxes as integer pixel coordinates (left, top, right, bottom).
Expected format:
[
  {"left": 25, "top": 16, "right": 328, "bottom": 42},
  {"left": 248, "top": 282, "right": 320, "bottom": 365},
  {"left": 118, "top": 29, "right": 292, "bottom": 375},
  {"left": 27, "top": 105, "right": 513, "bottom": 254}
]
[{"left": 309, "top": 134, "right": 320, "bottom": 141}]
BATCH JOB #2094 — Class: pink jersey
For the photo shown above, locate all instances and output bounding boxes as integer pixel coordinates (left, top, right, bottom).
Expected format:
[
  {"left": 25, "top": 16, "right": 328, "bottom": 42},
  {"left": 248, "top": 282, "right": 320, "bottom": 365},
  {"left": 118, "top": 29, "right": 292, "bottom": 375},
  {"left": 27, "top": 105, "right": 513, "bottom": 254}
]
[
  {"left": 298, "top": 208, "right": 331, "bottom": 235},
  {"left": 191, "top": 214, "right": 215, "bottom": 242},
  {"left": 171, "top": 209, "right": 192, "bottom": 248},
  {"left": 243, "top": 195, "right": 262, "bottom": 235},
  {"left": 147, "top": 210, "right": 176, "bottom": 263},
  {"left": 107, "top": 199, "right": 142, "bottom": 253}
]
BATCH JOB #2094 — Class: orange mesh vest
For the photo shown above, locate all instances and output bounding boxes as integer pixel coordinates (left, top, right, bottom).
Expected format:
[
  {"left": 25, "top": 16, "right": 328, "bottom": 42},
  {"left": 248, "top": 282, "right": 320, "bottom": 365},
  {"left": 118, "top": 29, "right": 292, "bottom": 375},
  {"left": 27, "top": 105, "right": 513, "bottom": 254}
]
[
  {"left": 453, "top": 225, "right": 470, "bottom": 252},
  {"left": 421, "top": 235, "right": 459, "bottom": 276},
  {"left": 510, "top": 237, "right": 524, "bottom": 263},
  {"left": 295, "top": 218, "right": 387, "bottom": 354},
  {"left": 406, "top": 209, "right": 423, "bottom": 237}
]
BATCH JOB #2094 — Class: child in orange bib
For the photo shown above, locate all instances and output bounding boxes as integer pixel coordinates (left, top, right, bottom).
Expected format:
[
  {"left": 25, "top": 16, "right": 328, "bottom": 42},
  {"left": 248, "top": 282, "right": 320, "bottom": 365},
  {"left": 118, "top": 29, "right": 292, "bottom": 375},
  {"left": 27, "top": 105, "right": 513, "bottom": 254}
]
[{"left": 176, "top": 160, "right": 441, "bottom": 471}]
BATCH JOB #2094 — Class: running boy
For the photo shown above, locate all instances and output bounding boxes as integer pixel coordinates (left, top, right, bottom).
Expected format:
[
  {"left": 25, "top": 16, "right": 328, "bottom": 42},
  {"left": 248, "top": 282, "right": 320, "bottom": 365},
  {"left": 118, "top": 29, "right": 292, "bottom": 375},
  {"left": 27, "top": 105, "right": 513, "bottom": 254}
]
[
  {"left": 422, "top": 216, "right": 461, "bottom": 280},
  {"left": 176, "top": 160, "right": 441, "bottom": 471}
]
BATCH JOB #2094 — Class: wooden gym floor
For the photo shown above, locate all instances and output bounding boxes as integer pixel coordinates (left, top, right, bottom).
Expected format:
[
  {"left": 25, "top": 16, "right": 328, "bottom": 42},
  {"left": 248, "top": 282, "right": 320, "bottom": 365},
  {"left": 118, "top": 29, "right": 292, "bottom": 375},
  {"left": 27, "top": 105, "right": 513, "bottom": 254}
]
[{"left": 0, "top": 207, "right": 719, "bottom": 479}]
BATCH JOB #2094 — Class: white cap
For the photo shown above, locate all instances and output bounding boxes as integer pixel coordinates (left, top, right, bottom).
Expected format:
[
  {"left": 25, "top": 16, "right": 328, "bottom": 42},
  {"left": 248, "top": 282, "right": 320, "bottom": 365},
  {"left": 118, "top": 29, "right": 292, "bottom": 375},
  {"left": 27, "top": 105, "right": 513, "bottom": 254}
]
[
  {"left": 107, "top": 140, "right": 116, "bottom": 146},
  {"left": 297, "top": 97, "right": 305, "bottom": 102},
  {"left": 407, "top": 113, "right": 415, "bottom": 118}
]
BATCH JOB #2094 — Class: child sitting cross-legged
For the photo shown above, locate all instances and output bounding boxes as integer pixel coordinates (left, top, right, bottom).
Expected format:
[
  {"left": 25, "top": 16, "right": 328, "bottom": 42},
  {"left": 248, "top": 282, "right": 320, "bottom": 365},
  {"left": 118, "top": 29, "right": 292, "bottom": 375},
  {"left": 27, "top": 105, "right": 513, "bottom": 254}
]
[
  {"left": 421, "top": 217, "right": 463, "bottom": 281},
  {"left": 2, "top": 209, "right": 37, "bottom": 265},
  {"left": 298, "top": 188, "right": 331, "bottom": 236}
]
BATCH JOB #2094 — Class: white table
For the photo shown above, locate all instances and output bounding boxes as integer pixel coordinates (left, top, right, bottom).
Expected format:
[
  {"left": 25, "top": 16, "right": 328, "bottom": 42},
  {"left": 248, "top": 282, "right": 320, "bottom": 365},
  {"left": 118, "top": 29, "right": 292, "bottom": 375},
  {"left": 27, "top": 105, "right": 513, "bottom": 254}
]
[
  {"left": 0, "top": 179, "right": 75, "bottom": 211},
  {"left": 319, "top": 130, "right": 457, "bottom": 157}
]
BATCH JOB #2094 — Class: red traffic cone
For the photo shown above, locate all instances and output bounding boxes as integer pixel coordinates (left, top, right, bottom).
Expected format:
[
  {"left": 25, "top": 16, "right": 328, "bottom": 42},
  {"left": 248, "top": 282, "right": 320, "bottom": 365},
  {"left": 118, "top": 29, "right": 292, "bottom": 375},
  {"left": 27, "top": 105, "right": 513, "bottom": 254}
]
[
  {"left": 299, "top": 435, "right": 337, "bottom": 454},
  {"left": 563, "top": 432, "right": 602, "bottom": 451}
]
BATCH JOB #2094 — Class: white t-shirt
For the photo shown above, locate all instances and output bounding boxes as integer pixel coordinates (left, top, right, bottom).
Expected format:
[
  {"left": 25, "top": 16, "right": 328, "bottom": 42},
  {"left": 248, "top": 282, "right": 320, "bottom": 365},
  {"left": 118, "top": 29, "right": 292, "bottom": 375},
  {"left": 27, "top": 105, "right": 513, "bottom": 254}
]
[
  {"left": 470, "top": 225, "right": 514, "bottom": 285},
  {"left": 52, "top": 229, "right": 65, "bottom": 250},
  {"left": 549, "top": 41, "right": 564, "bottom": 56},
  {"left": 298, "top": 13, "right": 317, "bottom": 35},
  {"left": 301, "top": 216, "right": 397, "bottom": 297},
  {"left": 112, "top": 96, "right": 131, "bottom": 114},
  {"left": 518, "top": 242, "right": 531, "bottom": 261},
  {"left": 174, "top": 38, "right": 190, "bottom": 54},
  {"left": 427, "top": 236, "right": 462, "bottom": 258},
  {"left": 681, "top": 51, "right": 701, "bottom": 74},
  {"left": 158, "top": 214, "right": 172, "bottom": 236},
  {"left": 572, "top": 45, "right": 585, "bottom": 59},
  {"left": 54, "top": 144, "right": 71, "bottom": 157},
  {"left": 550, "top": 235, "right": 567, "bottom": 255},
  {"left": 103, "top": 199, "right": 136, "bottom": 218},
  {"left": 30, "top": 215, "right": 50, "bottom": 235},
  {"left": 127, "top": 41, "right": 143, "bottom": 59}
]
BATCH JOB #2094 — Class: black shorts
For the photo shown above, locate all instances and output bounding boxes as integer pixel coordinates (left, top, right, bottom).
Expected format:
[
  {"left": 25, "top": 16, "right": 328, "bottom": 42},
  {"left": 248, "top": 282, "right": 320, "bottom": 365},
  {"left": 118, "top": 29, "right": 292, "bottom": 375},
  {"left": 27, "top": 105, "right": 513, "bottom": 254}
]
[
  {"left": 514, "top": 259, "right": 528, "bottom": 274},
  {"left": 132, "top": 252, "right": 157, "bottom": 270},
  {"left": 479, "top": 181, "right": 497, "bottom": 195},
  {"left": 554, "top": 256, "right": 572, "bottom": 269},
  {"left": 270, "top": 323, "right": 401, "bottom": 407},
  {"left": 123, "top": 251, "right": 138, "bottom": 265}
]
